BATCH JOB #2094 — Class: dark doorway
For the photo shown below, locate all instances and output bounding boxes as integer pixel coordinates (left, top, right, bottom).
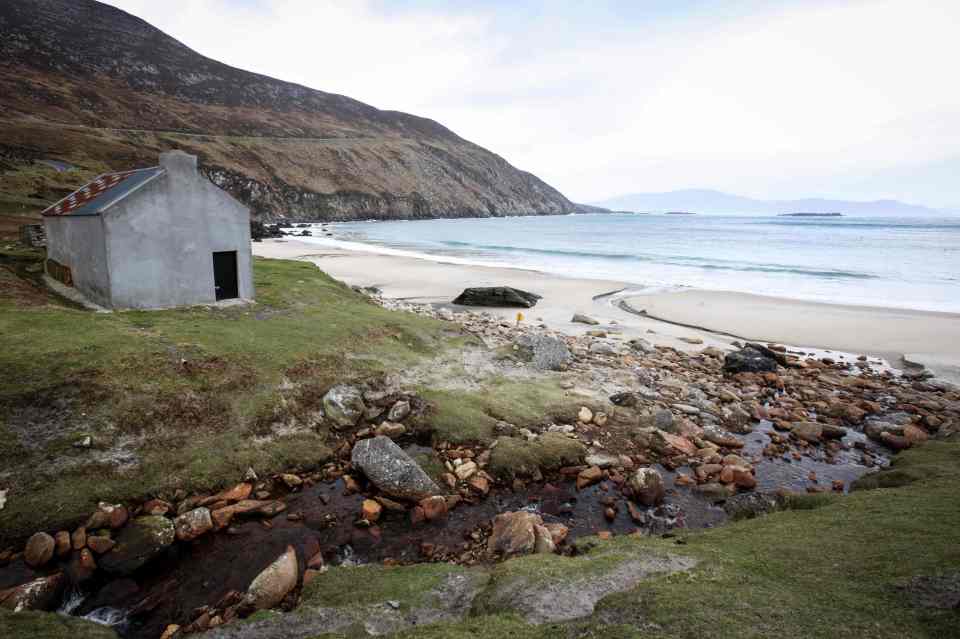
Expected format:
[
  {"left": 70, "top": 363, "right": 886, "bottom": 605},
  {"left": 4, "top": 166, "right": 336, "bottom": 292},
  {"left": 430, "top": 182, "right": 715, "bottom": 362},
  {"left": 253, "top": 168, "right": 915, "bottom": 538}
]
[{"left": 212, "top": 251, "right": 239, "bottom": 300}]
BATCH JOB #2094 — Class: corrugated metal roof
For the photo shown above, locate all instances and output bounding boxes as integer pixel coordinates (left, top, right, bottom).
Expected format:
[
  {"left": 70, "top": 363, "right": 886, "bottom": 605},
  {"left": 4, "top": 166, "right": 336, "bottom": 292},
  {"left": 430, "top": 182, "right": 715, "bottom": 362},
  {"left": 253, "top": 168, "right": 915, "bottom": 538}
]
[{"left": 41, "top": 167, "right": 166, "bottom": 217}]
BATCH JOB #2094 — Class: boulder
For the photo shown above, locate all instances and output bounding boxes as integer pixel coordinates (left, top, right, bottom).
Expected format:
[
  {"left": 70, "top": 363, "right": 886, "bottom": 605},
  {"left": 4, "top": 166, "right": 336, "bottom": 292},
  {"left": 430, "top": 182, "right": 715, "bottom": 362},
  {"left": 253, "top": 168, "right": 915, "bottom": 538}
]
[
  {"left": 533, "top": 523, "right": 556, "bottom": 554},
  {"left": 723, "top": 492, "right": 782, "bottom": 520},
  {"left": 454, "top": 461, "right": 478, "bottom": 480},
  {"left": 418, "top": 495, "right": 448, "bottom": 521},
  {"left": 723, "top": 406, "right": 754, "bottom": 434},
  {"left": 702, "top": 427, "right": 744, "bottom": 449},
  {"left": 723, "top": 347, "right": 778, "bottom": 374},
  {"left": 211, "top": 500, "right": 286, "bottom": 529},
  {"left": 515, "top": 334, "right": 572, "bottom": 371},
  {"left": 791, "top": 422, "right": 823, "bottom": 444},
  {"left": 175, "top": 507, "right": 214, "bottom": 541},
  {"left": 627, "top": 338, "right": 655, "bottom": 354},
  {"left": 577, "top": 466, "right": 604, "bottom": 490},
  {"left": 99, "top": 515, "right": 175, "bottom": 576},
  {"left": 24, "top": 532, "right": 55, "bottom": 568},
  {"left": 820, "top": 423, "right": 847, "bottom": 440},
  {"left": 360, "top": 499, "right": 382, "bottom": 524},
  {"left": 571, "top": 313, "right": 600, "bottom": 325},
  {"left": 244, "top": 545, "right": 298, "bottom": 610},
  {"left": 694, "top": 482, "right": 735, "bottom": 502},
  {"left": 640, "top": 409, "right": 675, "bottom": 432},
  {"left": 629, "top": 468, "right": 665, "bottom": 506},
  {"left": 351, "top": 436, "right": 442, "bottom": 501},
  {"left": 374, "top": 421, "right": 406, "bottom": 438},
  {"left": 322, "top": 384, "right": 366, "bottom": 428},
  {"left": 864, "top": 421, "right": 904, "bottom": 442},
  {"left": 452, "top": 287, "right": 541, "bottom": 308},
  {"left": 584, "top": 452, "right": 621, "bottom": 469},
  {"left": 387, "top": 400, "right": 411, "bottom": 422},
  {"left": 487, "top": 511, "right": 555, "bottom": 558},
  {"left": 86, "top": 502, "right": 128, "bottom": 530},
  {"left": 588, "top": 342, "right": 617, "bottom": 355},
  {"left": 0, "top": 572, "right": 65, "bottom": 611},
  {"left": 641, "top": 428, "right": 698, "bottom": 457}
]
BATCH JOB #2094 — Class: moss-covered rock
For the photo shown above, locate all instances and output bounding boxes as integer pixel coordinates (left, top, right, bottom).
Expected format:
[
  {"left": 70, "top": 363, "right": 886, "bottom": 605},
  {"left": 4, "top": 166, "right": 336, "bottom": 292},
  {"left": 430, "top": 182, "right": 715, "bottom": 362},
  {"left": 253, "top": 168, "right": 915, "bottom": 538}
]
[
  {"left": 98, "top": 515, "right": 175, "bottom": 576},
  {"left": 488, "top": 433, "right": 585, "bottom": 479}
]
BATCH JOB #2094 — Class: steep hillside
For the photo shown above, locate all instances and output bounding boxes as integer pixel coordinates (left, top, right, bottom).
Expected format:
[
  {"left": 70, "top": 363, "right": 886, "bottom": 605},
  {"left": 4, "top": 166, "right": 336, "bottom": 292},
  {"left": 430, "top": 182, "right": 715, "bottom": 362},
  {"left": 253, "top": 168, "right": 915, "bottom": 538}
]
[{"left": 0, "top": 0, "right": 575, "bottom": 223}]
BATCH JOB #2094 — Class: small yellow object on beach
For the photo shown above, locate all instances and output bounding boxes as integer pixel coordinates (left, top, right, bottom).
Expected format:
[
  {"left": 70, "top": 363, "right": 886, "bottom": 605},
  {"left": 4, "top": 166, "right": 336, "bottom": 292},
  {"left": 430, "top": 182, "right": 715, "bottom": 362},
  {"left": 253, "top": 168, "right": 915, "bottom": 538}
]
[{"left": 516, "top": 311, "right": 524, "bottom": 325}]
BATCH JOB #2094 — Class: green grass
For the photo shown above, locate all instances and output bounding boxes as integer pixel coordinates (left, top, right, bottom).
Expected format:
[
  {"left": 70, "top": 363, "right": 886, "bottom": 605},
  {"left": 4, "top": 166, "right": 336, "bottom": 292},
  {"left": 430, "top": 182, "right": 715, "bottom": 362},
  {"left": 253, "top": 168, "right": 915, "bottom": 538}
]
[
  {"left": 0, "top": 256, "right": 453, "bottom": 543},
  {"left": 302, "top": 563, "right": 473, "bottom": 612},
  {"left": 0, "top": 610, "right": 118, "bottom": 639}
]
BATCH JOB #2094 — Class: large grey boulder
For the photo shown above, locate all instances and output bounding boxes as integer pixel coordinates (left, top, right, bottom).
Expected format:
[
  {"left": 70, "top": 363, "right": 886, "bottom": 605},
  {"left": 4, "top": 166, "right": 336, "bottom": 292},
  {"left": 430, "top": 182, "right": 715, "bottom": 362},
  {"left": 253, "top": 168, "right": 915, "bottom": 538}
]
[
  {"left": 99, "top": 515, "right": 175, "bottom": 575},
  {"left": 723, "top": 346, "right": 778, "bottom": 374},
  {"left": 515, "top": 334, "right": 572, "bottom": 371},
  {"left": 452, "top": 287, "right": 541, "bottom": 308},
  {"left": 351, "top": 436, "right": 442, "bottom": 500},
  {"left": 322, "top": 385, "right": 366, "bottom": 429}
]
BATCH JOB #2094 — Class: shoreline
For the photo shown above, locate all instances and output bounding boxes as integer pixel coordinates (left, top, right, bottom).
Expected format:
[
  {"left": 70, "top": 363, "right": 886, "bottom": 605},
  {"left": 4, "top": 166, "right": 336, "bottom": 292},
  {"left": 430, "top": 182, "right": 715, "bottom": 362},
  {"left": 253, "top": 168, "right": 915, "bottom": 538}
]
[{"left": 253, "top": 238, "right": 960, "bottom": 381}]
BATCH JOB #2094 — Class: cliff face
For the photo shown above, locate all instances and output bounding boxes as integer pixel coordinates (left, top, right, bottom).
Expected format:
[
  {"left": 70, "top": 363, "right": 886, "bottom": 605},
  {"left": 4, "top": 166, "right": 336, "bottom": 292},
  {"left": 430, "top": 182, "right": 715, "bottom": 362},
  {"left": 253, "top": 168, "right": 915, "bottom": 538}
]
[{"left": 0, "top": 0, "right": 576, "bottom": 220}]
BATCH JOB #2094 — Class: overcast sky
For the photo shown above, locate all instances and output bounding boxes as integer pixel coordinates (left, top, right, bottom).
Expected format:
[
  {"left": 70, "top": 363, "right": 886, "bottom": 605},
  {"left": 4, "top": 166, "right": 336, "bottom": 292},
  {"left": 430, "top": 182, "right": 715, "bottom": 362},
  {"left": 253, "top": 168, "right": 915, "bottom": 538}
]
[{"left": 109, "top": 0, "right": 960, "bottom": 209}]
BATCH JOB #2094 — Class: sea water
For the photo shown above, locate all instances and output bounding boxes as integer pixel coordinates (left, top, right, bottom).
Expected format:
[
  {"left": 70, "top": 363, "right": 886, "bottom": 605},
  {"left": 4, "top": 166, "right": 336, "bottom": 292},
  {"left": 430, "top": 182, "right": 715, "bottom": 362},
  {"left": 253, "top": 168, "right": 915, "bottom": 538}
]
[{"left": 295, "top": 214, "right": 960, "bottom": 313}]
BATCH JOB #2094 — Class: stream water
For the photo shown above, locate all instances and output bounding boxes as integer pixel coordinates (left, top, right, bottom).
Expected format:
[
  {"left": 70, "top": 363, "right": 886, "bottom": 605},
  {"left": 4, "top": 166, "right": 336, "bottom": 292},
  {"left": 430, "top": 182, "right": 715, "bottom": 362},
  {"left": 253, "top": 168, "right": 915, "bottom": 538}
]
[{"left": 19, "top": 429, "right": 887, "bottom": 637}]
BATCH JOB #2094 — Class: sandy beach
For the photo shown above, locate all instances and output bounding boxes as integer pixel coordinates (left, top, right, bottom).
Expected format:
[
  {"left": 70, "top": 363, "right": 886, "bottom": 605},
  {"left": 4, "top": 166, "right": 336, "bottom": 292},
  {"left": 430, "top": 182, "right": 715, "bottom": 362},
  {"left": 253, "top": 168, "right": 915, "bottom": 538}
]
[{"left": 254, "top": 238, "right": 960, "bottom": 381}]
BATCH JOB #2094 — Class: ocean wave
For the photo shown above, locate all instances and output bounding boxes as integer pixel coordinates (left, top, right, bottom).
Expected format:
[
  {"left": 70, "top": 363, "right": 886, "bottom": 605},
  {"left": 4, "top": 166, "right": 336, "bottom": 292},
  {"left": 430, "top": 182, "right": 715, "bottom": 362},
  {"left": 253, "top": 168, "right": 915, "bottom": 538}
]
[{"left": 437, "top": 240, "right": 877, "bottom": 279}]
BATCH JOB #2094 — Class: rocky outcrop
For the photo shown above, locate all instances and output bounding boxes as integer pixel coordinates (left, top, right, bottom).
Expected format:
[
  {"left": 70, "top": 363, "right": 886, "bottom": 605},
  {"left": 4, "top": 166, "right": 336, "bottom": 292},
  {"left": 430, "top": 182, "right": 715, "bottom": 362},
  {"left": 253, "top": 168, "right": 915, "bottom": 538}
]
[
  {"left": 452, "top": 287, "right": 542, "bottom": 308},
  {"left": 723, "top": 346, "right": 779, "bottom": 374},
  {"left": 0, "top": 0, "right": 577, "bottom": 222}
]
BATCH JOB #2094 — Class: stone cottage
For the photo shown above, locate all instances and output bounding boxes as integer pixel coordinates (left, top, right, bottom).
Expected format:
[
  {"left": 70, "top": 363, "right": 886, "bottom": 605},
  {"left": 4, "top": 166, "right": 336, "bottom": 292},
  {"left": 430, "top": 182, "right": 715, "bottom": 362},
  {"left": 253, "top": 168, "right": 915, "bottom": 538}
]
[{"left": 41, "top": 150, "right": 254, "bottom": 309}]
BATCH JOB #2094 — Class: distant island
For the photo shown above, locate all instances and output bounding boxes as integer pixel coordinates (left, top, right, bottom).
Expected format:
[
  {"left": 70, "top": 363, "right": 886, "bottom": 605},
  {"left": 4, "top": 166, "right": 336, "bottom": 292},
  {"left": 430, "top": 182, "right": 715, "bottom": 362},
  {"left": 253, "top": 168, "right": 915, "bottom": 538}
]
[
  {"left": 665, "top": 211, "right": 696, "bottom": 215},
  {"left": 779, "top": 212, "right": 843, "bottom": 217},
  {"left": 594, "top": 188, "right": 944, "bottom": 217}
]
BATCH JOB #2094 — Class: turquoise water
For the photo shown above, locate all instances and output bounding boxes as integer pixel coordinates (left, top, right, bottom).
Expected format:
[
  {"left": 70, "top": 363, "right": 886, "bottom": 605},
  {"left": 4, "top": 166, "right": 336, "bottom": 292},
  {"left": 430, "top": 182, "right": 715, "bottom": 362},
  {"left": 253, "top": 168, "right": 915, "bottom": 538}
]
[{"left": 307, "top": 214, "right": 960, "bottom": 313}]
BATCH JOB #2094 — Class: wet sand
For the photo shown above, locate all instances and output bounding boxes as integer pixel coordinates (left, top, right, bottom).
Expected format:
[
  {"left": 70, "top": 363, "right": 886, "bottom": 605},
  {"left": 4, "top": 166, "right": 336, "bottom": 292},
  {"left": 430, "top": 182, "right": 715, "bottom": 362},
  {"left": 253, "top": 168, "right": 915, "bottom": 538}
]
[{"left": 253, "top": 238, "right": 960, "bottom": 380}]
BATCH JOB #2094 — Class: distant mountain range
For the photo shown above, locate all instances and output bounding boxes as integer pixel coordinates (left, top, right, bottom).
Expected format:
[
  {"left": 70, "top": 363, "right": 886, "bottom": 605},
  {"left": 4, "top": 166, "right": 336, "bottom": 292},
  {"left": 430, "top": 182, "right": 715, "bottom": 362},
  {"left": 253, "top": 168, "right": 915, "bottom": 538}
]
[{"left": 594, "top": 189, "right": 953, "bottom": 217}]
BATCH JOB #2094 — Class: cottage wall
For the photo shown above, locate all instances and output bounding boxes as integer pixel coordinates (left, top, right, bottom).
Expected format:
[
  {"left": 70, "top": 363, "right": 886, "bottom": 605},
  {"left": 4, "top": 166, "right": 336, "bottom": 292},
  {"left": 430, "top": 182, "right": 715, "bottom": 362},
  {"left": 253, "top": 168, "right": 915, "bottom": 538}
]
[
  {"left": 103, "top": 152, "right": 254, "bottom": 309},
  {"left": 42, "top": 215, "right": 111, "bottom": 306}
]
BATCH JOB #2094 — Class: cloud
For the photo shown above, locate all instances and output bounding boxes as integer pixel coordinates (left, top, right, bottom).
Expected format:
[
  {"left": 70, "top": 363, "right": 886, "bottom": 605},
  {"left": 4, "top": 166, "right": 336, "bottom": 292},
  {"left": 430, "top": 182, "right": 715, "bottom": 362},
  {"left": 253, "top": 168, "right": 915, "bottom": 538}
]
[{"left": 108, "top": 0, "right": 960, "bottom": 207}]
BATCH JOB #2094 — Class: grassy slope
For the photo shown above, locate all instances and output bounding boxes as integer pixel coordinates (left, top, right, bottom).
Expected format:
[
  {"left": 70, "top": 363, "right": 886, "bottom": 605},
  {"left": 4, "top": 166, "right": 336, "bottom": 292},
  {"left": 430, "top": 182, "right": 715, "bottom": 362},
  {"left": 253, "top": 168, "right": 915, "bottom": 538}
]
[
  {"left": 0, "top": 250, "right": 586, "bottom": 544},
  {"left": 0, "top": 254, "right": 451, "bottom": 543}
]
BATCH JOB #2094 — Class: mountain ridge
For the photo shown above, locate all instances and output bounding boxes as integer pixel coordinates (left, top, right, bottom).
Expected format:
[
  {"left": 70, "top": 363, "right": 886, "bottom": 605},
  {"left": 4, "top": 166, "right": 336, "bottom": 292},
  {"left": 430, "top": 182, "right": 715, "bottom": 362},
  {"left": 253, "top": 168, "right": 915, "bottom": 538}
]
[
  {"left": 595, "top": 188, "right": 951, "bottom": 216},
  {"left": 0, "top": 0, "right": 577, "bottom": 222}
]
